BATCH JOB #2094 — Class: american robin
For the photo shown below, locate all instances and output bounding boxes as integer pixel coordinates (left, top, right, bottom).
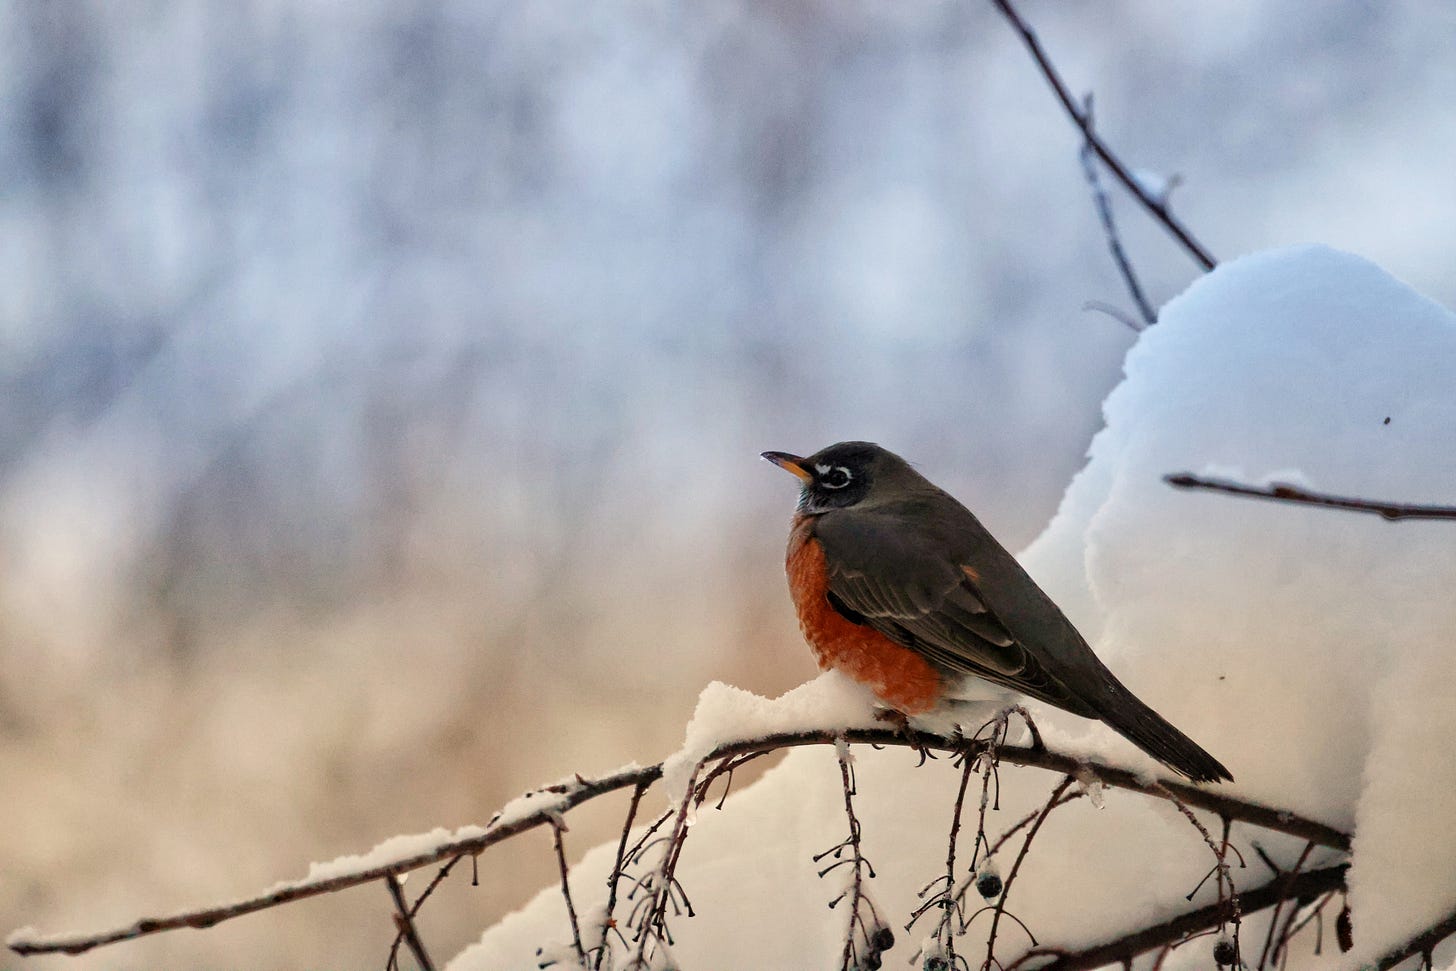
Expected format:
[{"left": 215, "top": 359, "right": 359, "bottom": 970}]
[{"left": 763, "top": 441, "right": 1233, "bottom": 783}]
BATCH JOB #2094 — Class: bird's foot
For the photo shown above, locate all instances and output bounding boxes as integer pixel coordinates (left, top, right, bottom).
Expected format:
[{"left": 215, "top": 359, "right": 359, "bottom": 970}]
[{"left": 874, "top": 707, "right": 938, "bottom": 766}]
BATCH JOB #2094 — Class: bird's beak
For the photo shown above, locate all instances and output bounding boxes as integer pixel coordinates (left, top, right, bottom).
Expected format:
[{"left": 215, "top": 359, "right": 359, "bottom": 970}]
[{"left": 761, "top": 451, "right": 813, "bottom": 482}]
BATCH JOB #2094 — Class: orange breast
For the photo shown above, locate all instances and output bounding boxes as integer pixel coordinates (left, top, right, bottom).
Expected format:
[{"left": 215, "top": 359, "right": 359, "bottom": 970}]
[{"left": 786, "top": 515, "right": 943, "bottom": 713}]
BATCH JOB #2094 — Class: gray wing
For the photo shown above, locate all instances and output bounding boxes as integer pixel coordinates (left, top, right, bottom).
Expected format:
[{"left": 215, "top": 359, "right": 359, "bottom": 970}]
[{"left": 813, "top": 505, "right": 1096, "bottom": 716}]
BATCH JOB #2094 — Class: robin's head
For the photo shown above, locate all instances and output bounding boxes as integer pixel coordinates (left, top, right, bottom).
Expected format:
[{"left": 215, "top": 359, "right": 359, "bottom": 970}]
[{"left": 762, "top": 441, "right": 923, "bottom": 514}]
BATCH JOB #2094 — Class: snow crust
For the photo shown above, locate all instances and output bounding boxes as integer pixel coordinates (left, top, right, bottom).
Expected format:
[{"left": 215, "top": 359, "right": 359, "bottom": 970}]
[
  {"left": 452, "top": 246, "right": 1456, "bottom": 969},
  {"left": 4, "top": 927, "right": 38, "bottom": 948},
  {"left": 660, "top": 671, "right": 883, "bottom": 806},
  {"left": 281, "top": 825, "right": 487, "bottom": 888}
]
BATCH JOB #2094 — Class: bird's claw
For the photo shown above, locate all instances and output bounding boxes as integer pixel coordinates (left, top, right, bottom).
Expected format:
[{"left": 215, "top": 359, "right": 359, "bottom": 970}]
[{"left": 875, "top": 707, "right": 937, "bottom": 766}]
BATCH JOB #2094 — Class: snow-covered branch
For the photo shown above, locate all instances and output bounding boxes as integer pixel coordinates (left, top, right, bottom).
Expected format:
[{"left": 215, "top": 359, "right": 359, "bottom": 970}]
[
  {"left": 1024, "top": 864, "right": 1347, "bottom": 971},
  {"left": 1373, "top": 906, "right": 1456, "bottom": 971},
  {"left": 1165, "top": 473, "right": 1456, "bottom": 522},
  {"left": 8, "top": 724, "right": 1349, "bottom": 961}
]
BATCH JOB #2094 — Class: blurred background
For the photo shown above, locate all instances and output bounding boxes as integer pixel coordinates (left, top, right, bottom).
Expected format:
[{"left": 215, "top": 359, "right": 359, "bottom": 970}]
[{"left": 3, "top": 1, "right": 1452, "bottom": 967}]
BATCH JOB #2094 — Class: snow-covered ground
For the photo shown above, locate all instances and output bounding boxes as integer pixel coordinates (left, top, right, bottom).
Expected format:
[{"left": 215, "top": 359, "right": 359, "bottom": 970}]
[{"left": 446, "top": 246, "right": 1456, "bottom": 969}]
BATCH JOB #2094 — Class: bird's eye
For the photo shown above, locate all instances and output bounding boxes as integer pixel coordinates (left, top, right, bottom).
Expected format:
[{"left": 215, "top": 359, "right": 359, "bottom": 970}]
[{"left": 818, "top": 466, "right": 853, "bottom": 490}]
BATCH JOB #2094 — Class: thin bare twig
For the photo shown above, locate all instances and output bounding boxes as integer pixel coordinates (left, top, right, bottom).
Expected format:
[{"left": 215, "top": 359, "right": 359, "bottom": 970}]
[
  {"left": 984, "top": 792, "right": 1081, "bottom": 864},
  {"left": 1155, "top": 785, "right": 1243, "bottom": 965},
  {"left": 385, "top": 874, "right": 436, "bottom": 971},
  {"left": 1270, "top": 892, "right": 1307, "bottom": 970},
  {"left": 819, "top": 740, "right": 890, "bottom": 970},
  {"left": 550, "top": 819, "right": 586, "bottom": 964},
  {"left": 954, "top": 790, "right": 1084, "bottom": 915},
  {"left": 1165, "top": 473, "right": 1456, "bottom": 521},
  {"left": 912, "top": 709, "right": 1046, "bottom": 969},
  {"left": 386, "top": 854, "right": 469, "bottom": 971},
  {"left": 982, "top": 776, "right": 1074, "bottom": 970},
  {"left": 996, "top": 705, "right": 1045, "bottom": 754},
  {"left": 1256, "top": 840, "right": 1316, "bottom": 970},
  {"left": 1079, "top": 95, "right": 1156, "bottom": 327},
  {"left": 1082, "top": 300, "right": 1146, "bottom": 332},
  {"left": 969, "top": 744, "right": 1002, "bottom": 872},
  {"left": 593, "top": 781, "right": 649, "bottom": 970},
  {"left": 939, "top": 754, "right": 981, "bottom": 962},
  {"left": 1280, "top": 889, "right": 1337, "bottom": 959},
  {"left": 988, "top": 0, "right": 1217, "bottom": 270},
  {"left": 627, "top": 761, "right": 704, "bottom": 967},
  {"left": 8, "top": 728, "right": 1349, "bottom": 958}
]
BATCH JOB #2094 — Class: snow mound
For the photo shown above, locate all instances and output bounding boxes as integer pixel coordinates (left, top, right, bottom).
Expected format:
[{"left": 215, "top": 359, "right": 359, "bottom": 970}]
[
  {"left": 661, "top": 671, "right": 883, "bottom": 806},
  {"left": 452, "top": 245, "right": 1456, "bottom": 969}
]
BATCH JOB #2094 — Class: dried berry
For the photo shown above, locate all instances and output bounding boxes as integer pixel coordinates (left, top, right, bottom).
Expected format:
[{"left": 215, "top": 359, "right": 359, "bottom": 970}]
[
  {"left": 976, "top": 872, "right": 1004, "bottom": 899},
  {"left": 1212, "top": 938, "right": 1237, "bottom": 966},
  {"left": 924, "top": 957, "right": 950, "bottom": 971},
  {"left": 1336, "top": 904, "right": 1354, "bottom": 953},
  {"left": 862, "top": 951, "right": 882, "bottom": 970},
  {"left": 872, "top": 926, "right": 895, "bottom": 951}
]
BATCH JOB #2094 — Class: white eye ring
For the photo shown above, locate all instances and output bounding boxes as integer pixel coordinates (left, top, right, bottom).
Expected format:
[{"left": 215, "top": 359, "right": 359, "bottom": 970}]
[{"left": 816, "top": 465, "right": 854, "bottom": 489}]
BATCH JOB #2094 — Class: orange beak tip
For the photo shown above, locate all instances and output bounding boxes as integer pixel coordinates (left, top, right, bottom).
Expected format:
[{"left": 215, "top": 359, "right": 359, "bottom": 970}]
[{"left": 761, "top": 450, "right": 813, "bottom": 482}]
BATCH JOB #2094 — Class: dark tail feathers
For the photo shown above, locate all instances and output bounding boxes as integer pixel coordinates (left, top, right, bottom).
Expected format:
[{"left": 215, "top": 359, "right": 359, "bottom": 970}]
[{"left": 1096, "top": 680, "right": 1233, "bottom": 783}]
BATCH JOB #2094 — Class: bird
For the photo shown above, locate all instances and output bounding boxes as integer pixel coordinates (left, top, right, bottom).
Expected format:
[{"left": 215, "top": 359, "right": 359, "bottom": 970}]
[{"left": 762, "top": 441, "right": 1233, "bottom": 783}]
